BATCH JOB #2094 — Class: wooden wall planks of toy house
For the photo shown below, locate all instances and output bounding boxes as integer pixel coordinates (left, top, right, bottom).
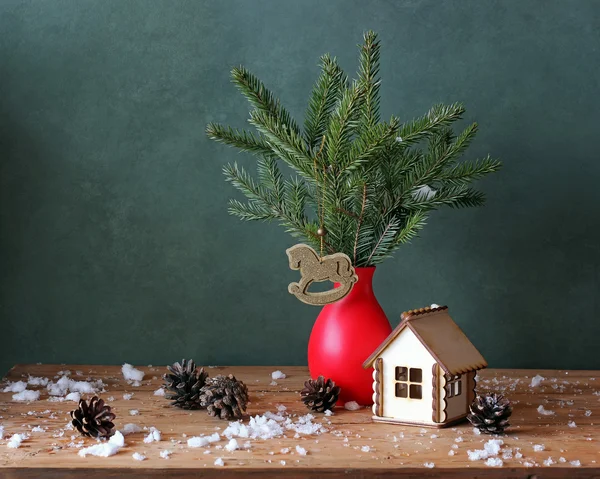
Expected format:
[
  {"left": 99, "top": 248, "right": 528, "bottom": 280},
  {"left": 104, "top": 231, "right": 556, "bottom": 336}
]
[{"left": 362, "top": 305, "right": 488, "bottom": 428}]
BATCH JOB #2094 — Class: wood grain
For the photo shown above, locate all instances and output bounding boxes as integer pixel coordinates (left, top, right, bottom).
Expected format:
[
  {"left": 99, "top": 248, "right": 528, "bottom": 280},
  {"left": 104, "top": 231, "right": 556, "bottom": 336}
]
[{"left": 1, "top": 365, "right": 599, "bottom": 478}]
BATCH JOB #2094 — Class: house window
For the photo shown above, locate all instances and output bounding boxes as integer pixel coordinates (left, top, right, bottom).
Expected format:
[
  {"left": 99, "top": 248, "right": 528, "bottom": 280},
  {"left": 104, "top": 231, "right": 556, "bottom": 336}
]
[
  {"left": 395, "top": 366, "right": 422, "bottom": 400},
  {"left": 446, "top": 375, "right": 462, "bottom": 398}
]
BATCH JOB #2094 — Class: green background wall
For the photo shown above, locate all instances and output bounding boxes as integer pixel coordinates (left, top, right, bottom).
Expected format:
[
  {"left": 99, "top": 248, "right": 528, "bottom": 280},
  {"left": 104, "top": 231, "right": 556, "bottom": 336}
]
[{"left": 1, "top": 0, "right": 599, "bottom": 376}]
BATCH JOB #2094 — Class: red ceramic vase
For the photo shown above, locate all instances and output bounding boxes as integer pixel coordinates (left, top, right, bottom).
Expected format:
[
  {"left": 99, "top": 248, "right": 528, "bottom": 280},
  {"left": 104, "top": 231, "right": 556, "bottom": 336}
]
[{"left": 307, "top": 267, "right": 392, "bottom": 405}]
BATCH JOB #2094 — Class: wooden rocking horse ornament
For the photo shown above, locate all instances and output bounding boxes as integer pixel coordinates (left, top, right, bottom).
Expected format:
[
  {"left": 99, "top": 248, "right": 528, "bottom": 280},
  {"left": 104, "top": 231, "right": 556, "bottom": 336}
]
[{"left": 286, "top": 244, "right": 358, "bottom": 306}]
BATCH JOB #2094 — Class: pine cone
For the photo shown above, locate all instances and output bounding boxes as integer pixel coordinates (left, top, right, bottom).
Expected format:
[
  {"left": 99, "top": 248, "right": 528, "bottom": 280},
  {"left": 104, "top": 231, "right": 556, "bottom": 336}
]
[
  {"left": 300, "top": 376, "right": 340, "bottom": 412},
  {"left": 199, "top": 374, "right": 249, "bottom": 420},
  {"left": 163, "top": 359, "right": 209, "bottom": 410},
  {"left": 70, "top": 396, "right": 116, "bottom": 438},
  {"left": 468, "top": 393, "right": 513, "bottom": 434}
]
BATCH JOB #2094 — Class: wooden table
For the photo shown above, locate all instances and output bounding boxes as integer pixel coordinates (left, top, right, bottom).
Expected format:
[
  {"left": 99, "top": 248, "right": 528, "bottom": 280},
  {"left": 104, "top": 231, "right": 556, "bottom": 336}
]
[{"left": 0, "top": 365, "right": 599, "bottom": 478}]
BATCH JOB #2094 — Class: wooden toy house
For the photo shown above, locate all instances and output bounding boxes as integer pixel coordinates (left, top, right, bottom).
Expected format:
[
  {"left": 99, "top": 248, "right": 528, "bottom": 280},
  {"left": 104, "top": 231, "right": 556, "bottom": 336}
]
[{"left": 362, "top": 305, "right": 487, "bottom": 428}]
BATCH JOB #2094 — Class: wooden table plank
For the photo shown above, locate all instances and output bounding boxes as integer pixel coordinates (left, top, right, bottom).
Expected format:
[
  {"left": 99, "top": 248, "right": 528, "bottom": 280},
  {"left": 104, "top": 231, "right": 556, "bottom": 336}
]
[{"left": 1, "top": 365, "right": 599, "bottom": 478}]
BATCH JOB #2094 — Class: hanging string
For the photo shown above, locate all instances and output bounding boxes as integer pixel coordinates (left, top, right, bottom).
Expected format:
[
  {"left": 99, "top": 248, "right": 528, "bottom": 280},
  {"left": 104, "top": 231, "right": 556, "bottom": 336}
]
[{"left": 312, "top": 135, "right": 327, "bottom": 261}]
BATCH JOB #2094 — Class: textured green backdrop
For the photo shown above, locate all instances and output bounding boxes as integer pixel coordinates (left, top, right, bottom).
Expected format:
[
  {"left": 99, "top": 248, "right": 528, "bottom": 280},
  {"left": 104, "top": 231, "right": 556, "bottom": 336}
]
[{"left": 1, "top": 0, "right": 599, "bottom": 376}]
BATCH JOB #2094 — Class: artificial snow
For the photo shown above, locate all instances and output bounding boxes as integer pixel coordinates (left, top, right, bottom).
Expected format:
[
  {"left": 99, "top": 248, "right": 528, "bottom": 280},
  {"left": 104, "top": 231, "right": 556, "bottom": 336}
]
[
  {"left": 160, "top": 449, "right": 172, "bottom": 459},
  {"left": 132, "top": 452, "right": 146, "bottom": 461},
  {"left": 467, "top": 439, "right": 504, "bottom": 461},
  {"left": 130, "top": 410, "right": 140, "bottom": 416},
  {"left": 222, "top": 411, "right": 326, "bottom": 441},
  {"left": 7, "top": 433, "right": 28, "bottom": 449},
  {"left": 543, "top": 457, "right": 556, "bottom": 466},
  {"left": 271, "top": 370, "right": 286, "bottom": 380},
  {"left": 224, "top": 439, "right": 239, "bottom": 452},
  {"left": 568, "top": 420, "right": 577, "bottom": 428},
  {"left": 78, "top": 431, "right": 125, "bottom": 457},
  {"left": 448, "top": 450, "right": 455, "bottom": 456},
  {"left": 484, "top": 439, "right": 504, "bottom": 456},
  {"left": 571, "top": 460, "right": 581, "bottom": 466},
  {"left": 413, "top": 185, "right": 436, "bottom": 200},
  {"left": 154, "top": 388, "right": 165, "bottom": 396},
  {"left": 0, "top": 426, "right": 4, "bottom": 439},
  {"left": 585, "top": 410, "right": 592, "bottom": 416},
  {"left": 65, "top": 392, "right": 81, "bottom": 402},
  {"left": 533, "top": 444, "right": 545, "bottom": 452},
  {"left": 122, "top": 424, "right": 142, "bottom": 435},
  {"left": 324, "top": 409, "right": 334, "bottom": 416},
  {"left": 291, "top": 413, "right": 326, "bottom": 435},
  {"left": 530, "top": 375, "right": 545, "bottom": 387},
  {"left": 12, "top": 390, "right": 40, "bottom": 402},
  {"left": 214, "top": 457, "right": 224, "bottom": 466},
  {"left": 122, "top": 363, "right": 144, "bottom": 382},
  {"left": 31, "top": 426, "right": 46, "bottom": 432},
  {"left": 423, "top": 462, "right": 435, "bottom": 468},
  {"left": 361, "top": 445, "right": 371, "bottom": 453},
  {"left": 502, "top": 449, "right": 513, "bottom": 460},
  {"left": 143, "top": 427, "right": 161, "bottom": 443},
  {"left": 296, "top": 445, "right": 307, "bottom": 456},
  {"left": 27, "top": 376, "right": 49, "bottom": 386},
  {"left": 46, "top": 376, "right": 105, "bottom": 397},
  {"left": 485, "top": 458, "right": 503, "bottom": 467},
  {"left": 123, "top": 393, "right": 133, "bottom": 400},
  {"left": 188, "top": 432, "right": 220, "bottom": 448},
  {"left": 537, "top": 405, "right": 555, "bottom": 416},
  {"left": 344, "top": 401, "right": 361, "bottom": 411},
  {"left": 3, "top": 381, "right": 27, "bottom": 393}
]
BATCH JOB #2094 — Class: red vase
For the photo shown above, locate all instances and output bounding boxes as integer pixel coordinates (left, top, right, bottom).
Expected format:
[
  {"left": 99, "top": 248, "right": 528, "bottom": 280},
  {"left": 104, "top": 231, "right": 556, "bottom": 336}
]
[{"left": 307, "top": 267, "right": 392, "bottom": 405}]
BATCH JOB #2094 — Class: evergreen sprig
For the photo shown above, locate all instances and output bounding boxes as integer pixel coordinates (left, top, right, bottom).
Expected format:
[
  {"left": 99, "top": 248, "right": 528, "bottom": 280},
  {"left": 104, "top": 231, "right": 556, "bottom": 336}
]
[{"left": 207, "top": 31, "right": 501, "bottom": 266}]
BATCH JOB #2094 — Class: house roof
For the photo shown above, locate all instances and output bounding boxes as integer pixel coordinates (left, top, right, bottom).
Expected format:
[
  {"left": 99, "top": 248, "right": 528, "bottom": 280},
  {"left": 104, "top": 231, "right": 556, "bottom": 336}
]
[{"left": 362, "top": 306, "right": 487, "bottom": 376}]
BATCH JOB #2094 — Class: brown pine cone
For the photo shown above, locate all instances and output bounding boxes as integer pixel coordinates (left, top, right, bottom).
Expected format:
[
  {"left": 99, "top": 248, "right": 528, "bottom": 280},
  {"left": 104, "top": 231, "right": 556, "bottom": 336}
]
[
  {"left": 300, "top": 376, "right": 340, "bottom": 412},
  {"left": 70, "top": 396, "right": 116, "bottom": 438},
  {"left": 468, "top": 393, "right": 513, "bottom": 434},
  {"left": 199, "top": 374, "right": 249, "bottom": 420},
  {"left": 163, "top": 359, "right": 209, "bottom": 410}
]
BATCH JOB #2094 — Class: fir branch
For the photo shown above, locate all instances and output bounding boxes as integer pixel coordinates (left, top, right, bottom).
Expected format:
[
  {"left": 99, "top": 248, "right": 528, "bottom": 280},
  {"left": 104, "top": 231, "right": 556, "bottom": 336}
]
[
  {"left": 365, "top": 217, "right": 401, "bottom": 265},
  {"left": 206, "top": 123, "right": 274, "bottom": 157},
  {"left": 223, "top": 163, "right": 318, "bottom": 245},
  {"left": 249, "top": 110, "right": 315, "bottom": 179},
  {"left": 393, "top": 211, "right": 428, "bottom": 246},
  {"left": 396, "top": 103, "right": 465, "bottom": 146},
  {"left": 223, "top": 162, "right": 269, "bottom": 202},
  {"left": 404, "top": 185, "right": 486, "bottom": 211},
  {"left": 358, "top": 31, "right": 381, "bottom": 130},
  {"left": 446, "top": 122, "right": 478, "bottom": 163},
  {"left": 325, "top": 81, "right": 365, "bottom": 167},
  {"left": 208, "top": 33, "right": 501, "bottom": 267},
  {"left": 304, "top": 54, "right": 347, "bottom": 150},
  {"left": 231, "top": 66, "right": 300, "bottom": 135},
  {"left": 257, "top": 156, "right": 285, "bottom": 205},
  {"left": 439, "top": 155, "right": 502, "bottom": 186},
  {"left": 341, "top": 117, "right": 400, "bottom": 173},
  {"left": 228, "top": 199, "right": 277, "bottom": 221},
  {"left": 283, "top": 177, "right": 309, "bottom": 224},
  {"left": 353, "top": 183, "right": 367, "bottom": 265}
]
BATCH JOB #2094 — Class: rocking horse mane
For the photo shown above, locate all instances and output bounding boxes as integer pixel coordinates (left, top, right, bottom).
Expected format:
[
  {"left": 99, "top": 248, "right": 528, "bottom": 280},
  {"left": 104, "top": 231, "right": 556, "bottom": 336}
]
[{"left": 286, "top": 244, "right": 320, "bottom": 269}]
